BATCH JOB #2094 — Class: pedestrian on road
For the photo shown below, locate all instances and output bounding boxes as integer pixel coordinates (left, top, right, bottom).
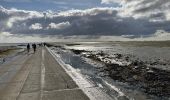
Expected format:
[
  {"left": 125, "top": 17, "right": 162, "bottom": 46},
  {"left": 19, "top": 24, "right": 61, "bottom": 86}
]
[
  {"left": 2, "top": 58, "right": 5, "bottom": 63},
  {"left": 27, "top": 43, "right": 30, "bottom": 54},
  {"left": 32, "top": 43, "right": 37, "bottom": 53}
]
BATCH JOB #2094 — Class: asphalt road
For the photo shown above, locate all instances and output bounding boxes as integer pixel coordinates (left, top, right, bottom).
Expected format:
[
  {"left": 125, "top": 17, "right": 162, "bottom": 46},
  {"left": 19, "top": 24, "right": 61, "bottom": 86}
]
[{"left": 0, "top": 47, "right": 90, "bottom": 100}]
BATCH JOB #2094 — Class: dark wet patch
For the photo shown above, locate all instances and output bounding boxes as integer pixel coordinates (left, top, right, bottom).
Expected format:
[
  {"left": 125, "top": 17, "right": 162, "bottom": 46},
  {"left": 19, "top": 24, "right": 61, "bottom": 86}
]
[
  {"left": 71, "top": 49, "right": 88, "bottom": 55},
  {"left": 66, "top": 44, "right": 81, "bottom": 46}
]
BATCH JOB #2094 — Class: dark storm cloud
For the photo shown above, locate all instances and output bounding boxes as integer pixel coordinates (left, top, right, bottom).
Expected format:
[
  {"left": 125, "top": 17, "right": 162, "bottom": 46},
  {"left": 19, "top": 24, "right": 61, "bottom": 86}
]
[
  {"left": 103, "top": 0, "right": 170, "bottom": 21},
  {"left": 0, "top": 0, "right": 106, "bottom": 11},
  {"left": 0, "top": 6, "right": 170, "bottom": 36},
  {"left": 132, "top": 0, "right": 170, "bottom": 15}
]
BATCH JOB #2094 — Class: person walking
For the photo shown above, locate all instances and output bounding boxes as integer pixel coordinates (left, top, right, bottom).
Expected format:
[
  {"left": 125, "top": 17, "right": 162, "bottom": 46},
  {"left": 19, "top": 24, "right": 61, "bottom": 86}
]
[
  {"left": 32, "top": 43, "right": 36, "bottom": 53},
  {"left": 27, "top": 43, "right": 30, "bottom": 54}
]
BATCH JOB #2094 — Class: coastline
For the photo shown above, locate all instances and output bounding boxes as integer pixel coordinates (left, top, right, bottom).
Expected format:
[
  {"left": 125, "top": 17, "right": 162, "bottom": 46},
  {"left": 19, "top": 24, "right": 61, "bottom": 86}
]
[{"left": 47, "top": 41, "right": 170, "bottom": 100}]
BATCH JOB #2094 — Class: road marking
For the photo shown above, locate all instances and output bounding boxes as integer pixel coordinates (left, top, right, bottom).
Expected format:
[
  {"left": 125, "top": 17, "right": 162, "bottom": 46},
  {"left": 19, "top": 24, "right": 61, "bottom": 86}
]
[
  {"left": 40, "top": 48, "right": 45, "bottom": 100},
  {"left": 44, "top": 88, "right": 80, "bottom": 93}
]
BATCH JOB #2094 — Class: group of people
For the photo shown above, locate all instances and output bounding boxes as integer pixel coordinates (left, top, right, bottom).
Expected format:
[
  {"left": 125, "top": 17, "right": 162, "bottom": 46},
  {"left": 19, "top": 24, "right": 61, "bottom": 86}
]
[{"left": 26, "top": 43, "right": 36, "bottom": 54}]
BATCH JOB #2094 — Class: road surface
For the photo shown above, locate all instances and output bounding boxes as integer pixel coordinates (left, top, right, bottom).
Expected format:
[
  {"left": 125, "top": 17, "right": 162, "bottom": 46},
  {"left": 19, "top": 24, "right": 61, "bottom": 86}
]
[{"left": 0, "top": 47, "right": 90, "bottom": 100}]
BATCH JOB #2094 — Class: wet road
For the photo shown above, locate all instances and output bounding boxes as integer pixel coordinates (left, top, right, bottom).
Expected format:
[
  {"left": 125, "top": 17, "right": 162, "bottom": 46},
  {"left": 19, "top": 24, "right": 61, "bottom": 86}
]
[{"left": 0, "top": 47, "right": 90, "bottom": 100}]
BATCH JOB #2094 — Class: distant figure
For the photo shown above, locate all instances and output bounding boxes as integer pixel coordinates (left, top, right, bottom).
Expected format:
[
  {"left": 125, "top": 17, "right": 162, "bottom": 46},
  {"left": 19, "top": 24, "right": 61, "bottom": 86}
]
[
  {"left": 27, "top": 43, "right": 30, "bottom": 53},
  {"left": 2, "top": 58, "right": 5, "bottom": 63},
  {"left": 32, "top": 44, "right": 36, "bottom": 53},
  {"left": 43, "top": 43, "right": 46, "bottom": 46}
]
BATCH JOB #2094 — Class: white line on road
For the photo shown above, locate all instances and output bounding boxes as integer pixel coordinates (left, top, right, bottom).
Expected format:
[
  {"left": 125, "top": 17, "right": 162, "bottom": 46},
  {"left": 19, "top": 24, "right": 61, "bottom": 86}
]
[
  {"left": 40, "top": 48, "right": 45, "bottom": 100},
  {"left": 44, "top": 88, "right": 80, "bottom": 93}
]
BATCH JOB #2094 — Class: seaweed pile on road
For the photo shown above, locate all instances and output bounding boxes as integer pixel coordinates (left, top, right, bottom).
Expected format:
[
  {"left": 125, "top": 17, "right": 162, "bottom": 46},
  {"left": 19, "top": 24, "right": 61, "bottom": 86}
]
[{"left": 70, "top": 49, "right": 170, "bottom": 97}]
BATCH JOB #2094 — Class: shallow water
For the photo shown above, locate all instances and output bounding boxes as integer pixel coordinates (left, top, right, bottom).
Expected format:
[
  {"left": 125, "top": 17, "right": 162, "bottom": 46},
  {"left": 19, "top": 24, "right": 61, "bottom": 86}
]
[
  {"left": 51, "top": 48, "right": 124, "bottom": 99},
  {"left": 64, "top": 42, "right": 170, "bottom": 71}
]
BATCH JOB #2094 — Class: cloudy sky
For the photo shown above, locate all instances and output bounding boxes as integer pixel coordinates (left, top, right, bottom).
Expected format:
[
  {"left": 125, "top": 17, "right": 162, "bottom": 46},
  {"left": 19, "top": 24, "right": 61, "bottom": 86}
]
[{"left": 0, "top": 0, "right": 170, "bottom": 42}]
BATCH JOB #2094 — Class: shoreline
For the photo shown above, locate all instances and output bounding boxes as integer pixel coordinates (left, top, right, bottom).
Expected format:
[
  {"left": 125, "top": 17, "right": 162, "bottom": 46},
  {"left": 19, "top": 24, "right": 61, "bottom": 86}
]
[{"left": 50, "top": 41, "right": 170, "bottom": 99}]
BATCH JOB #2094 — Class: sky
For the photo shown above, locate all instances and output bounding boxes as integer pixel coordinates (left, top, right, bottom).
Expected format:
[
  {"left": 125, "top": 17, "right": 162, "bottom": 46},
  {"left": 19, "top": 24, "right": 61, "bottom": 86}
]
[{"left": 0, "top": 0, "right": 170, "bottom": 42}]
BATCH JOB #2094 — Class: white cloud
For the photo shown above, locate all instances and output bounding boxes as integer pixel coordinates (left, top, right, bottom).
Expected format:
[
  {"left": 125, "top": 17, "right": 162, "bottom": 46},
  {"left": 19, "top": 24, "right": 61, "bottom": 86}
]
[
  {"left": 0, "top": 34, "right": 56, "bottom": 43},
  {"left": 6, "top": 17, "right": 27, "bottom": 28},
  {"left": 0, "top": 32, "right": 13, "bottom": 36},
  {"left": 153, "top": 30, "right": 170, "bottom": 37},
  {"left": 47, "top": 22, "right": 71, "bottom": 29},
  {"left": 1, "top": 6, "right": 43, "bottom": 18},
  {"left": 29, "top": 23, "right": 43, "bottom": 30},
  {"left": 0, "top": 6, "right": 44, "bottom": 32},
  {"left": 56, "top": 7, "right": 116, "bottom": 17},
  {"left": 102, "top": 0, "right": 170, "bottom": 22},
  {"left": 101, "top": 0, "right": 116, "bottom": 4}
]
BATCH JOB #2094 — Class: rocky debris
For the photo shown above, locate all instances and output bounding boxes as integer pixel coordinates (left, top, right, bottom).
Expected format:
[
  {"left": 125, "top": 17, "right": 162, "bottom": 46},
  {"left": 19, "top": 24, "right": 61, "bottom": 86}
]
[
  {"left": 105, "top": 61, "right": 170, "bottom": 97},
  {"left": 54, "top": 45, "right": 63, "bottom": 48},
  {"left": 71, "top": 49, "right": 87, "bottom": 55},
  {"left": 70, "top": 49, "right": 170, "bottom": 97},
  {"left": 114, "top": 53, "right": 122, "bottom": 59}
]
